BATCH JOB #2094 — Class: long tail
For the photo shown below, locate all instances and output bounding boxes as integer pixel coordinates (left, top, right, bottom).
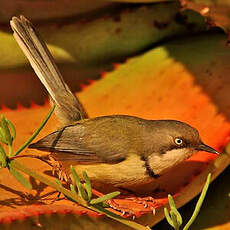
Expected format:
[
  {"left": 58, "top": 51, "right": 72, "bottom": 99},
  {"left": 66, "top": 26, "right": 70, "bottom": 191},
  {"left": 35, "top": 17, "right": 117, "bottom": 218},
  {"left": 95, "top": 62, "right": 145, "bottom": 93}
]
[{"left": 10, "top": 16, "right": 88, "bottom": 124}]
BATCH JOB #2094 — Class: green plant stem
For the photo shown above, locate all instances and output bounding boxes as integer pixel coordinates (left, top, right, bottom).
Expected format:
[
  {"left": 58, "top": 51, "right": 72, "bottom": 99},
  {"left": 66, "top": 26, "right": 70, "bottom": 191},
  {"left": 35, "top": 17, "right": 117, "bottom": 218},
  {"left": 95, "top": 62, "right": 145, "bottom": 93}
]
[
  {"left": 13, "top": 105, "right": 55, "bottom": 156},
  {"left": 183, "top": 173, "right": 211, "bottom": 230},
  {"left": 8, "top": 145, "right": 13, "bottom": 156},
  {"left": 10, "top": 160, "right": 149, "bottom": 230},
  {"left": 11, "top": 160, "right": 84, "bottom": 204}
]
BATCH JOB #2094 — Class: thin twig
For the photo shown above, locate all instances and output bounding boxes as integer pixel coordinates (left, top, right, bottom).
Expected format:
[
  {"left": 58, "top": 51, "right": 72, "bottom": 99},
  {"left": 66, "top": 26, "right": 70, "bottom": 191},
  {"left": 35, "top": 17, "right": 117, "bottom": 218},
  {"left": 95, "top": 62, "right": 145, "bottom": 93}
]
[
  {"left": 9, "top": 154, "right": 53, "bottom": 167},
  {"left": 13, "top": 105, "right": 55, "bottom": 156},
  {"left": 183, "top": 173, "right": 211, "bottom": 230}
]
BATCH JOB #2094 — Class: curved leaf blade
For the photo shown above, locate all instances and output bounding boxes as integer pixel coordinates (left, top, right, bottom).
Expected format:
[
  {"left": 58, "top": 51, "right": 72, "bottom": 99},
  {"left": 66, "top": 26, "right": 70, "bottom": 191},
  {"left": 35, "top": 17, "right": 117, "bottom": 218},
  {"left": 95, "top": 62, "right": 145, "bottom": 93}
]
[
  {"left": 9, "top": 163, "right": 32, "bottom": 190},
  {"left": 90, "top": 191, "right": 120, "bottom": 205}
]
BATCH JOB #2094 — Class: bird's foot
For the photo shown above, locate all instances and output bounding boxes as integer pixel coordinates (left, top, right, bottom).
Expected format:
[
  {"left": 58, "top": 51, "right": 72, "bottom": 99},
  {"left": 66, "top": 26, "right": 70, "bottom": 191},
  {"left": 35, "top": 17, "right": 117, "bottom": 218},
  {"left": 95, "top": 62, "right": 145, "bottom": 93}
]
[
  {"left": 91, "top": 189, "right": 156, "bottom": 218},
  {"left": 124, "top": 196, "right": 156, "bottom": 210},
  {"left": 106, "top": 196, "right": 156, "bottom": 219},
  {"left": 107, "top": 199, "right": 136, "bottom": 217},
  {"left": 48, "top": 156, "right": 69, "bottom": 182}
]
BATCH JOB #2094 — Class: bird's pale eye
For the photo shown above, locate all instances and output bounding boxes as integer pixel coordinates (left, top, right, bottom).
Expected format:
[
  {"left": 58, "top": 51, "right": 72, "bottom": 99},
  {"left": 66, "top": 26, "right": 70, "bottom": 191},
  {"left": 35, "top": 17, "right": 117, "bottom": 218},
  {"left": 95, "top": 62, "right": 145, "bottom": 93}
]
[{"left": 175, "top": 137, "right": 183, "bottom": 145}]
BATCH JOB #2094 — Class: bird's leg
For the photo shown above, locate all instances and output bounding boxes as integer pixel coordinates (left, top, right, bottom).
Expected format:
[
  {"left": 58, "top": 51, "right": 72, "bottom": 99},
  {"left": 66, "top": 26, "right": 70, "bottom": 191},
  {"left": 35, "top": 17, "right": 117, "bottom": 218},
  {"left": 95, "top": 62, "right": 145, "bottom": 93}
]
[
  {"left": 115, "top": 187, "right": 156, "bottom": 209},
  {"left": 9, "top": 154, "right": 53, "bottom": 167}
]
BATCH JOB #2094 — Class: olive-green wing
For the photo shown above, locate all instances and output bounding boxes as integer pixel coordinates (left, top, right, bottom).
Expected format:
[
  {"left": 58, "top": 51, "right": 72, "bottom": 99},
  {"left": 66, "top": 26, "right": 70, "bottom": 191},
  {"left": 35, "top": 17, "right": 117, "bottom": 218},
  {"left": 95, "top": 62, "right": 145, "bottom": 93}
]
[{"left": 29, "top": 116, "right": 139, "bottom": 164}]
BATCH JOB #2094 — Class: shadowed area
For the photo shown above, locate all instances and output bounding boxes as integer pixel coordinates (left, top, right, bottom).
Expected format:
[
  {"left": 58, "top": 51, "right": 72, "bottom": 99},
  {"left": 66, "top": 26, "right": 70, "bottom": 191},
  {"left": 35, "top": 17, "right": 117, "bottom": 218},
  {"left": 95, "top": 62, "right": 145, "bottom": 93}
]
[
  {"left": 165, "top": 30, "right": 230, "bottom": 121},
  {"left": 155, "top": 165, "right": 230, "bottom": 229},
  {"left": 0, "top": 64, "right": 110, "bottom": 108}
]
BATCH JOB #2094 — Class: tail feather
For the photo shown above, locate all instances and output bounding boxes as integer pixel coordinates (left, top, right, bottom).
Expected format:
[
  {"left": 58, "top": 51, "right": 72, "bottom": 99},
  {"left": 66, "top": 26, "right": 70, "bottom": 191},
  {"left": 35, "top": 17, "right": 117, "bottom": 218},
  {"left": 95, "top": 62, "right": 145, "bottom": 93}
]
[{"left": 10, "top": 16, "right": 87, "bottom": 124}]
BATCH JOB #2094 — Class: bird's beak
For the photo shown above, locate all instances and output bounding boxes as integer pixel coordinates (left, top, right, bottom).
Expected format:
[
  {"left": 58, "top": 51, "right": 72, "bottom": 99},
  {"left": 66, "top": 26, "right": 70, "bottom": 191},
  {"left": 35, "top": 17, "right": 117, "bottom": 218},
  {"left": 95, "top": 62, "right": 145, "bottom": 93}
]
[{"left": 196, "top": 143, "right": 219, "bottom": 155}]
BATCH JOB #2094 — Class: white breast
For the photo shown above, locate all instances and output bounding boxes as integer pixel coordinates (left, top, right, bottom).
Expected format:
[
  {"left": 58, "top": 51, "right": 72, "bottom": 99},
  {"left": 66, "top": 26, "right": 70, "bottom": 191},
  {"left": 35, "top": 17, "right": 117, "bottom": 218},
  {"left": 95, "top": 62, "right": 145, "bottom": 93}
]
[
  {"left": 148, "top": 148, "right": 195, "bottom": 175},
  {"left": 72, "top": 154, "right": 154, "bottom": 191}
]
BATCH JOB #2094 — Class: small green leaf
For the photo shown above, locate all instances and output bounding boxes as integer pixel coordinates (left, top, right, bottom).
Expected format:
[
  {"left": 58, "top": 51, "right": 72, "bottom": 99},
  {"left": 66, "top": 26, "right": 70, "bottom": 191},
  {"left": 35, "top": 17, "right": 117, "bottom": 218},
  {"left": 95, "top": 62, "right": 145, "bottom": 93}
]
[
  {"left": 83, "top": 171, "right": 92, "bottom": 200},
  {"left": 70, "top": 184, "right": 77, "bottom": 196},
  {"left": 170, "top": 211, "right": 179, "bottom": 230},
  {"left": 6, "top": 119, "right": 16, "bottom": 141},
  {"left": 90, "top": 191, "right": 120, "bottom": 205},
  {"left": 55, "top": 181, "right": 76, "bottom": 202},
  {"left": 0, "top": 115, "right": 12, "bottom": 145},
  {"left": 0, "top": 127, "right": 4, "bottom": 142},
  {"left": 168, "top": 194, "right": 176, "bottom": 208},
  {"left": 56, "top": 179, "right": 63, "bottom": 187},
  {"left": 0, "top": 144, "right": 7, "bottom": 167},
  {"left": 9, "top": 163, "right": 32, "bottom": 190},
  {"left": 70, "top": 166, "right": 88, "bottom": 201},
  {"left": 168, "top": 194, "right": 182, "bottom": 226},
  {"left": 101, "top": 202, "right": 110, "bottom": 208},
  {"left": 164, "top": 207, "right": 174, "bottom": 227},
  {"left": 171, "top": 207, "right": 183, "bottom": 226}
]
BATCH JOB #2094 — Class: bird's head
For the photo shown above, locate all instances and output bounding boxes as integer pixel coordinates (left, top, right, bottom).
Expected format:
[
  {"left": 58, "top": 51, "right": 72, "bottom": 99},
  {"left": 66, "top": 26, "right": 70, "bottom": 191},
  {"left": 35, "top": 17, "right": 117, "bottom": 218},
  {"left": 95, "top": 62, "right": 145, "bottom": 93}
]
[
  {"left": 145, "top": 120, "right": 219, "bottom": 177},
  {"left": 147, "top": 119, "right": 219, "bottom": 155}
]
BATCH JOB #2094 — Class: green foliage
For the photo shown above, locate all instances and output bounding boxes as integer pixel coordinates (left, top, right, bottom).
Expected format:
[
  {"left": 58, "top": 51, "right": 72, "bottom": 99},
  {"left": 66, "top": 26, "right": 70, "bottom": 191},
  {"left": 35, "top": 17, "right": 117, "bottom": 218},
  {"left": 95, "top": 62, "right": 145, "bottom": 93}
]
[
  {"left": 164, "top": 195, "right": 182, "bottom": 230},
  {"left": 83, "top": 171, "right": 92, "bottom": 200},
  {"left": 70, "top": 166, "right": 89, "bottom": 201},
  {"left": 90, "top": 191, "right": 121, "bottom": 205},
  {"left": 8, "top": 162, "right": 32, "bottom": 190},
  {"left": 0, "top": 144, "right": 6, "bottom": 167},
  {"left": 0, "top": 105, "right": 56, "bottom": 189},
  {"left": 164, "top": 173, "right": 211, "bottom": 230},
  {"left": 0, "top": 115, "right": 16, "bottom": 147}
]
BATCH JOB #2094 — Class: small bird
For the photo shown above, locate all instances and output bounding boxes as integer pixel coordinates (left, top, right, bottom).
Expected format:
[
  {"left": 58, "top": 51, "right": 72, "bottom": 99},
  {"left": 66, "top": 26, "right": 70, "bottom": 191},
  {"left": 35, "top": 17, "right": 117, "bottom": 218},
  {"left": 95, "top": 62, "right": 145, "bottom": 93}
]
[
  {"left": 10, "top": 16, "right": 219, "bottom": 194},
  {"left": 28, "top": 115, "right": 218, "bottom": 193}
]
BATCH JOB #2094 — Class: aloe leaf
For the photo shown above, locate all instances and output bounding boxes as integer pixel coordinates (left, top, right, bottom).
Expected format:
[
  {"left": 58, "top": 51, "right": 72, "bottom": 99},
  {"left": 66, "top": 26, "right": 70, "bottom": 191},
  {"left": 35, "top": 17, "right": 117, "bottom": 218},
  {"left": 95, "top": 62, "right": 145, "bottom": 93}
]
[
  {"left": 111, "top": 0, "right": 172, "bottom": 2},
  {"left": 180, "top": 0, "right": 230, "bottom": 34},
  {"left": 70, "top": 166, "right": 88, "bottom": 201},
  {"left": 9, "top": 163, "right": 32, "bottom": 190},
  {"left": 90, "top": 191, "right": 120, "bottom": 205},
  {"left": 0, "top": 1, "right": 111, "bottom": 23},
  {"left": 0, "top": 2, "right": 206, "bottom": 69},
  {"left": 82, "top": 171, "right": 92, "bottom": 200}
]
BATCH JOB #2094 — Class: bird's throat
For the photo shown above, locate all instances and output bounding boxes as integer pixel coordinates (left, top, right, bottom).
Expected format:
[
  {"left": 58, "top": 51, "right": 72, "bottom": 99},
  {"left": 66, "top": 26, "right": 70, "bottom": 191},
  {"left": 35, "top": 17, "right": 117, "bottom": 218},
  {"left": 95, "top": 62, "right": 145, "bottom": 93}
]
[{"left": 147, "top": 148, "right": 195, "bottom": 176}]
